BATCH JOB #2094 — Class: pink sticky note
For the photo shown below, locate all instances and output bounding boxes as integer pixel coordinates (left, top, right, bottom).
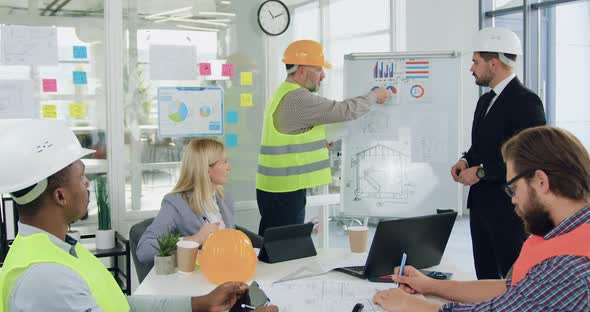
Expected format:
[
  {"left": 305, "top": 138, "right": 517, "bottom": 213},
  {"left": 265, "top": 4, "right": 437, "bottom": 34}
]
[
  {"left": 42, "top": 79, "right": 57, "bottom": 92},
  {"left": 221, "top": 64, "right": 234, "bottom": 77},
  {"left": 199, "top": 63, "right": 212, "bottom": 76}
]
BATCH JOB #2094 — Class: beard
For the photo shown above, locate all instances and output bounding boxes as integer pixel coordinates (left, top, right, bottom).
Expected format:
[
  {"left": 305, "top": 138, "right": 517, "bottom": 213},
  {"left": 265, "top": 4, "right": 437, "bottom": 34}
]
[
  {"left": 517, "top": 188, "right": 554, "bottom": 236},
  {"left": 473, "top": 72, "right": 492, "bottom": 87}
]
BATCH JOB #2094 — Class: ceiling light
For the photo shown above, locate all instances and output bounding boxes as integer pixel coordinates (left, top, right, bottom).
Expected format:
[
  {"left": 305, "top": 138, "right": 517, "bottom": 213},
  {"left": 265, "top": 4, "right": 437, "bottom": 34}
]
[
  {"left": 172, "top": 18, "right": 228, "bottom": 27},
  {"left": 176, "top": 24, "right": 221, "bottom": 32},
  {"left": 145, "top": 7, "right": 192, "bottom": 20},
  {"left": 198, "top": 11, "right": 236, "bottom": 17},
  {"left": 154, "top": 13, "right": 193, "bottom": 23}
]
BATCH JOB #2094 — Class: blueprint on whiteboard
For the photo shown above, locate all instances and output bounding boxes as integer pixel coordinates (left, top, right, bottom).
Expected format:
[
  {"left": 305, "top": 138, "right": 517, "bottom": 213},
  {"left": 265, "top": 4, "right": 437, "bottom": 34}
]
[{"left": 342, "top": 53, "right": 461, "bottom": 218}]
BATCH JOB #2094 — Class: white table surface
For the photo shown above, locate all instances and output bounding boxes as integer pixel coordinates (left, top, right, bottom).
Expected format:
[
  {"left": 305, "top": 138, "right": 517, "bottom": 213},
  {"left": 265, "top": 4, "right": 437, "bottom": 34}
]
[{"left": 136, "top": 248, "right": 468, "bottom": 308}]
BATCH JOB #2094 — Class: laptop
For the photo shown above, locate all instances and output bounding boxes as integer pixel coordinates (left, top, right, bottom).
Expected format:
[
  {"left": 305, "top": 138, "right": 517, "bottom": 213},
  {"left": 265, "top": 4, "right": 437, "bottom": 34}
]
[{"left": 335, "top": 212, "right": 457, "bottom": 282}]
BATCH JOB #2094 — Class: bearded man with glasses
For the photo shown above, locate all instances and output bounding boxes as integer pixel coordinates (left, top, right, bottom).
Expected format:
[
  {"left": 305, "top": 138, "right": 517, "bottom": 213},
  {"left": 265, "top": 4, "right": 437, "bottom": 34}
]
[{"left": 373, "top": 125, "right": 590, "bottom": 312}]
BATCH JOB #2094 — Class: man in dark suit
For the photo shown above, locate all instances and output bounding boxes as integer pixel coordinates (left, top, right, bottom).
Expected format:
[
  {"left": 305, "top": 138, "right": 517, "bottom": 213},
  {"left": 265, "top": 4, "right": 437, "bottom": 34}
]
[{"left": 450, "top": 27, "right": 546, "bottom": 280}]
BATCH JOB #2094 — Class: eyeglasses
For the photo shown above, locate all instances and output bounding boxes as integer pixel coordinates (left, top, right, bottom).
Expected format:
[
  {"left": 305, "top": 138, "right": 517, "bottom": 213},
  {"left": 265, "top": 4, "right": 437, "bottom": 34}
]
[{"left": 503, "top": 170, "right": 535, "bottom": 197}]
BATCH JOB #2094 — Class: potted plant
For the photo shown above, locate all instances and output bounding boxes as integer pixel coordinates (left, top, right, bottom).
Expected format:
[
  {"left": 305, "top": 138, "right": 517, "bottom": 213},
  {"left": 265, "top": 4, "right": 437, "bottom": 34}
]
[
  {"left": 95, "top": 175, "right": 115, "bottom": 249},
  {"left": 152, "top": 231, "right": 181, "bottom": 275}
]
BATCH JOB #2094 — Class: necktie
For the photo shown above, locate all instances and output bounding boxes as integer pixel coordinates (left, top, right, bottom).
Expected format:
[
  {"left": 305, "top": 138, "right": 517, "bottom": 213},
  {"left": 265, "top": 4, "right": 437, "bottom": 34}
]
[
  {"left": 478, "top": 90, "right": 496, "bottom": 122},
  {"left": 474, "top": 90, "right": 496, "bottom": 134}
]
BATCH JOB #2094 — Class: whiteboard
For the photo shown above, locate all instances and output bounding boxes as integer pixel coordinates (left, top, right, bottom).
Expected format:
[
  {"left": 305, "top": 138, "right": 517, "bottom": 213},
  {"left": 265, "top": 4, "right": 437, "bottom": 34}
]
[
  {"left": 341, "top": 52, "right": 462, "bottom": 218},
  {"left": 157, "top": 86, "right": 223, "bottom": 137}
]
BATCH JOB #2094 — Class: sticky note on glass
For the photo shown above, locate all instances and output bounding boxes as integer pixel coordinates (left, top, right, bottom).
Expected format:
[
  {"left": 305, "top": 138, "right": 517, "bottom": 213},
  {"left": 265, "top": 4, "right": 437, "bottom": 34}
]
[
  {"left": 69, "top": 103, "right": 85, "bottom": 118},
  {"left": 73, "top": 46, "right": 88, "bottom": 59},
  {"left": 240, "top": 93, "right": 253, "bottom": 107},
  {"left": 222, "top": 64, "right": 235, "bottom": 77},
  {"left": 226, "top": 110, "right": 238, "bottom": 124},
  {"left": 42, "top": 104, "right": 57, "bottom": 119},
  {"left": 199, "top": 63, "right": 212, "bottom": 76},
  {"left": 73, "top": 71, "right": 87, "bottom": 85},
  {"left": 240, "top": 71, "right": 253, "bottom": 85},
  {"left": 225, "top": 134, "right": 238, "bottom": 147},
  {"left": 42, "top": 79, "right": 57, "bottom": 92}
]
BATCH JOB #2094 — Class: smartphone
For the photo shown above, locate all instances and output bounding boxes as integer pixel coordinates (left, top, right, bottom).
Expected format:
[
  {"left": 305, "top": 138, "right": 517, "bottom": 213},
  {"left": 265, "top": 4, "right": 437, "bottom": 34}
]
[
  {"left": 420, "top": 270, "right": 453, "bottom": 280},
  {"left": 229, "top": 281, "right": 271, "bottom": 312}
]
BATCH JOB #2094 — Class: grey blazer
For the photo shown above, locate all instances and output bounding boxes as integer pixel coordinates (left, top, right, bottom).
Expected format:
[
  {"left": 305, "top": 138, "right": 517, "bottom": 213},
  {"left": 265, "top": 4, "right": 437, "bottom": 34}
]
[{"left": 136, "top": 192, "right": 235, "bottom": 265}]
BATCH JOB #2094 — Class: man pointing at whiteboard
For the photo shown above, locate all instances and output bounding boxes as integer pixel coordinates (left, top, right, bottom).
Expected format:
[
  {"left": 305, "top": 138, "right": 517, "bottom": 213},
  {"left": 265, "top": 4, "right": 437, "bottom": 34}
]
[
  {"left": 450, "top": 27, "right": 545, "bottom": 280},
  {"left": 256, "top": 40, "right": 390, "bottom": 236}
]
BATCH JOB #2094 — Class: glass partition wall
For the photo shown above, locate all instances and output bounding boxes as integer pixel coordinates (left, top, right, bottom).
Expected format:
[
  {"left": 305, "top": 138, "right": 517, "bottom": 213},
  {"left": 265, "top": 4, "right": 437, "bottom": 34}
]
[{"left": 0, "top": 1, "right": 107, "bottom": 227}]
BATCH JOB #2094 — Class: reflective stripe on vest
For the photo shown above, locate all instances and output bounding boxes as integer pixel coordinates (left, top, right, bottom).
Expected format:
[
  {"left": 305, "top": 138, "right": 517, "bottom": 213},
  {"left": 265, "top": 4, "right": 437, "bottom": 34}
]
[
  {"left": 256, "top": 81, "right": 332, "bottom": 192},
  {"left": 0, "top": 233, "right": 129, "bottom": 312},
  {"left": 511, "top": 223, "right": 590, "bottom": 286}
]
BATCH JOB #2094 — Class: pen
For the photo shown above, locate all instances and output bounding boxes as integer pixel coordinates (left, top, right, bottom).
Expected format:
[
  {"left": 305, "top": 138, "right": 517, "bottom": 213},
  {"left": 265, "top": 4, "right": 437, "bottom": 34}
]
[
  {"left": 393, "top": 252, "right": 407, "bottom": 288},
  {"left": 202, "top": 216, "right": 210, "bottom": 223},
  {"left": 241, "top": 304, "right": 256, "bottom": 310}
]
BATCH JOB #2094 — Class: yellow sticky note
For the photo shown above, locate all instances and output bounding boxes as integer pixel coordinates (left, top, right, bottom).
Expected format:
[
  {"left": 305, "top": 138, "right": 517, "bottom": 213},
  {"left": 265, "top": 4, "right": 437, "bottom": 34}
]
[
  {"left": 240, "top": 72, "right": 253, "bottom": 86},
  {"left": 42, "top": 104, "right": 57, "bottom": 119},
  {"left": 240, "top": 93, "right": 253, "bottom": 107},
  {"left": 69, "top": 103, "right": 85, "bottom": 118}
]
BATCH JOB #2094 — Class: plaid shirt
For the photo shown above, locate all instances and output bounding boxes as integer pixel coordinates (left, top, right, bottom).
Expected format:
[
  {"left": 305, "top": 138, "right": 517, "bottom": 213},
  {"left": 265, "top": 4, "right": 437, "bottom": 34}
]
[{"left": 441, "top": 205, "right": 590, "bottom": 312}]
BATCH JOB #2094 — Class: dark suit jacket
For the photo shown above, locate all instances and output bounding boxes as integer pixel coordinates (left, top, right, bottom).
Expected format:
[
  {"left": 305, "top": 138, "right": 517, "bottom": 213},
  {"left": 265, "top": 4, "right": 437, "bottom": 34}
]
[{"left": 465, "top": 77, "right": 546, "bottom": 210}]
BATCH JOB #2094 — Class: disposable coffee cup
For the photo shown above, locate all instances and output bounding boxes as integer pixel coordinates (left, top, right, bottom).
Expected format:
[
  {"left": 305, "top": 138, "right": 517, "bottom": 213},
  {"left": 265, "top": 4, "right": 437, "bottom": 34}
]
[
  {"left": 348, "top": 226, "right": 369, "bottom": 253},
  {"left": 177, "top": 240, "right": 199, "bottom": 274}
]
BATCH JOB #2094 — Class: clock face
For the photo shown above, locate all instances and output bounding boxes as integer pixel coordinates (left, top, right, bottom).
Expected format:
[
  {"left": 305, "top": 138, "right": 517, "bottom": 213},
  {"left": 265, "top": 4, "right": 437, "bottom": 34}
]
[{"left": 257, "top": 0, "right": 290, "bottom": 36}]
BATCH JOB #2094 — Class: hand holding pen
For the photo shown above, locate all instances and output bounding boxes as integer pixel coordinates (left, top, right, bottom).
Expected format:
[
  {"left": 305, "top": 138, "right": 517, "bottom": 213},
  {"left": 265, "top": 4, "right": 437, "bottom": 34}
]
[
  {"left": 184, "top": 216, "right": 220, "bottom": 244},
  {"left": 392, "top": 252, "right": 407, "bottom": 288},
  {"left": 390, "top": 263, "right": 434, "bottom": 295}
]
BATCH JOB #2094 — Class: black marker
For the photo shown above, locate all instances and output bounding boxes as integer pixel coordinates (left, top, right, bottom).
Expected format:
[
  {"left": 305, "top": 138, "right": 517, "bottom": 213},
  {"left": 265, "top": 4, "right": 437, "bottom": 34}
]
[
  {"left": 203, "top": 216, "right": 210, "bottom": 223},
  {"left": 352, "top": 303, "right": 364, "bottom": 312}
]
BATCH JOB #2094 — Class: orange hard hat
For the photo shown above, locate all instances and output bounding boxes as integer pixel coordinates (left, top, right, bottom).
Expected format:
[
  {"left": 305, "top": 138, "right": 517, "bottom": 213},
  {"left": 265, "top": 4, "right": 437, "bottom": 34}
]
[
  {"left": 282, "top": 40, "right": 332, "bottom": 69},
  {"left": 198, "top": 229, "right": 257, "bottom": 285}
]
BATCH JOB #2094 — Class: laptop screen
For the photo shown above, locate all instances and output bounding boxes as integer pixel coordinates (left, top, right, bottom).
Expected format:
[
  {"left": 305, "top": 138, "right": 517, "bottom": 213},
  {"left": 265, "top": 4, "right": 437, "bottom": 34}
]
[{"left": 363, "top": 212, "right": 457, "bottom": 279}]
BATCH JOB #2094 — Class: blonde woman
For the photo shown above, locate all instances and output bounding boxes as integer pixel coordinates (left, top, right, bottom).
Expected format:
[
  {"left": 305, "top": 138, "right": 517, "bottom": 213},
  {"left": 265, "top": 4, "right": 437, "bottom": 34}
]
[{"left": 137, "top": 138, "right": 234, "bottom": 265}]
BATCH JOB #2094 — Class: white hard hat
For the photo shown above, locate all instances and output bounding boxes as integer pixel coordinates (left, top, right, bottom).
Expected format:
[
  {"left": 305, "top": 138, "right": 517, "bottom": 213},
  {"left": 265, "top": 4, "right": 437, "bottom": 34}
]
[
  {"left": 0, "top": 119, "right": 94, "bottom": 201},
  {"left": 473, "top": 27, "right": 522, "bottom": 67},
  {"left": 473, "top": 27, "right": 522, "bottom": 55}
]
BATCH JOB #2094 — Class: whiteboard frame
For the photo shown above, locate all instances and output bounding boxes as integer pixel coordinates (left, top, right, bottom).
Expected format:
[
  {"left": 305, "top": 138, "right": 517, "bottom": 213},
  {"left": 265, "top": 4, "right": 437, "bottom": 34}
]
[{"left": 340, "top": 50, "right": 463, "bottom": 219}]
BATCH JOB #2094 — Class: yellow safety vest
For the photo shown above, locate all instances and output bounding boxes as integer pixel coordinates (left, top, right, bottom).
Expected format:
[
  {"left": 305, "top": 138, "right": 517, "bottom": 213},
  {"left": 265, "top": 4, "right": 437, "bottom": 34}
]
[
  {"left": 0, "top": 233, "right": 129, "bottom": 312},
  {"left": 256, "top": 81, "right": 332, "bottom": 192}
]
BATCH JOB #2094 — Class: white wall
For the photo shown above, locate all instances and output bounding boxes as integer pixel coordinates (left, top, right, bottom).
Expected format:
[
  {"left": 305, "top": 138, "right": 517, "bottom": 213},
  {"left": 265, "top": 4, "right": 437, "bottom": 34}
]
[
  {"left": 406, "top": 0, "right": 479, "bottom": 213},
  {"left": 554, "top": 2, "right": 590, "bottom": 149}
]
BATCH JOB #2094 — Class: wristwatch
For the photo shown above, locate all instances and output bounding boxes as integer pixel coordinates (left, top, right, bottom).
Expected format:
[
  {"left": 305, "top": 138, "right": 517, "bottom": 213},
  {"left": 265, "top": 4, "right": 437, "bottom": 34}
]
[{"left": 476, "top": 165, "right": 486, "bottom": 179}]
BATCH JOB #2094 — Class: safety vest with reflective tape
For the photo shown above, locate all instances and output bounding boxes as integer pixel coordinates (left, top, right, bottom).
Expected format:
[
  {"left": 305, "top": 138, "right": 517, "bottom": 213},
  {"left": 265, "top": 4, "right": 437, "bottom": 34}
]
[
  {"left": 0, "top": 233, "right": 130, "bottom": 312},
  {"left": 256, "top": 81, "right": 332, "bottom": 192},
  {"left": 511, "top": 223, "right": 590, "bottom": 286}
]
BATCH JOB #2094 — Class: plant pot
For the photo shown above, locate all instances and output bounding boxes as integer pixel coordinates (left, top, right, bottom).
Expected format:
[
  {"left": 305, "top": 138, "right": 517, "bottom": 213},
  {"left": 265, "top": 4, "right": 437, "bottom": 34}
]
[
  {"left": 154, "top": 254, "right": 177, "bottom": 275},
  {"left": 96, "top": 229, "right": 115, "bottom": 250},
  {"left": 67, "top": 230, "right": 81, "bottom": 241}
]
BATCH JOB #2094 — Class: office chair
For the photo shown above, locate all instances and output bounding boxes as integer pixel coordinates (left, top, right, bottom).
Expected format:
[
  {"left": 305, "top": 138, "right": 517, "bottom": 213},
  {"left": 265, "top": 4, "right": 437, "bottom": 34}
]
[{"left": 129, "top": 217, "right": 155, "bottom": 284}]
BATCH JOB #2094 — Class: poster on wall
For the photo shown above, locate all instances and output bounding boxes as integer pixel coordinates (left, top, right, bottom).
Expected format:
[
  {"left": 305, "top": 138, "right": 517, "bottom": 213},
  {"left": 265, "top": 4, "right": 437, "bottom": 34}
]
[
  {"left": 157, "top": 86, "right": 223, "bottom": 137},
  {"left": 149, "top": 45, "right": 197, "bottom": 80},
  {"left": 0, "top": 25, "right": 58, "bottom": 65},
  {"left": 0, "top": 80, "right": 35, "bottom": 119}
]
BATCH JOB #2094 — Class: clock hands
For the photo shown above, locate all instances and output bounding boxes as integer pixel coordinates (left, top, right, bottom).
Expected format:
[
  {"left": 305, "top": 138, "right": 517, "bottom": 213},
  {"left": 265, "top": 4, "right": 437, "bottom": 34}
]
[{"left": 266, "top": 9, "right": 285, "bottom": 19}]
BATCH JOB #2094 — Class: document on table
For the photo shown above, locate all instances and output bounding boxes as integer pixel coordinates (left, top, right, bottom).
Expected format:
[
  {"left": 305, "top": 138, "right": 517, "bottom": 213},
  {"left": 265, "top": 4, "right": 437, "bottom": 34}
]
[
  {"left": 260, "top": 280, "right": 423, "bottom": 312},
  {"left": 274, "top": 252, "right": 368, "bottom": 283}
]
